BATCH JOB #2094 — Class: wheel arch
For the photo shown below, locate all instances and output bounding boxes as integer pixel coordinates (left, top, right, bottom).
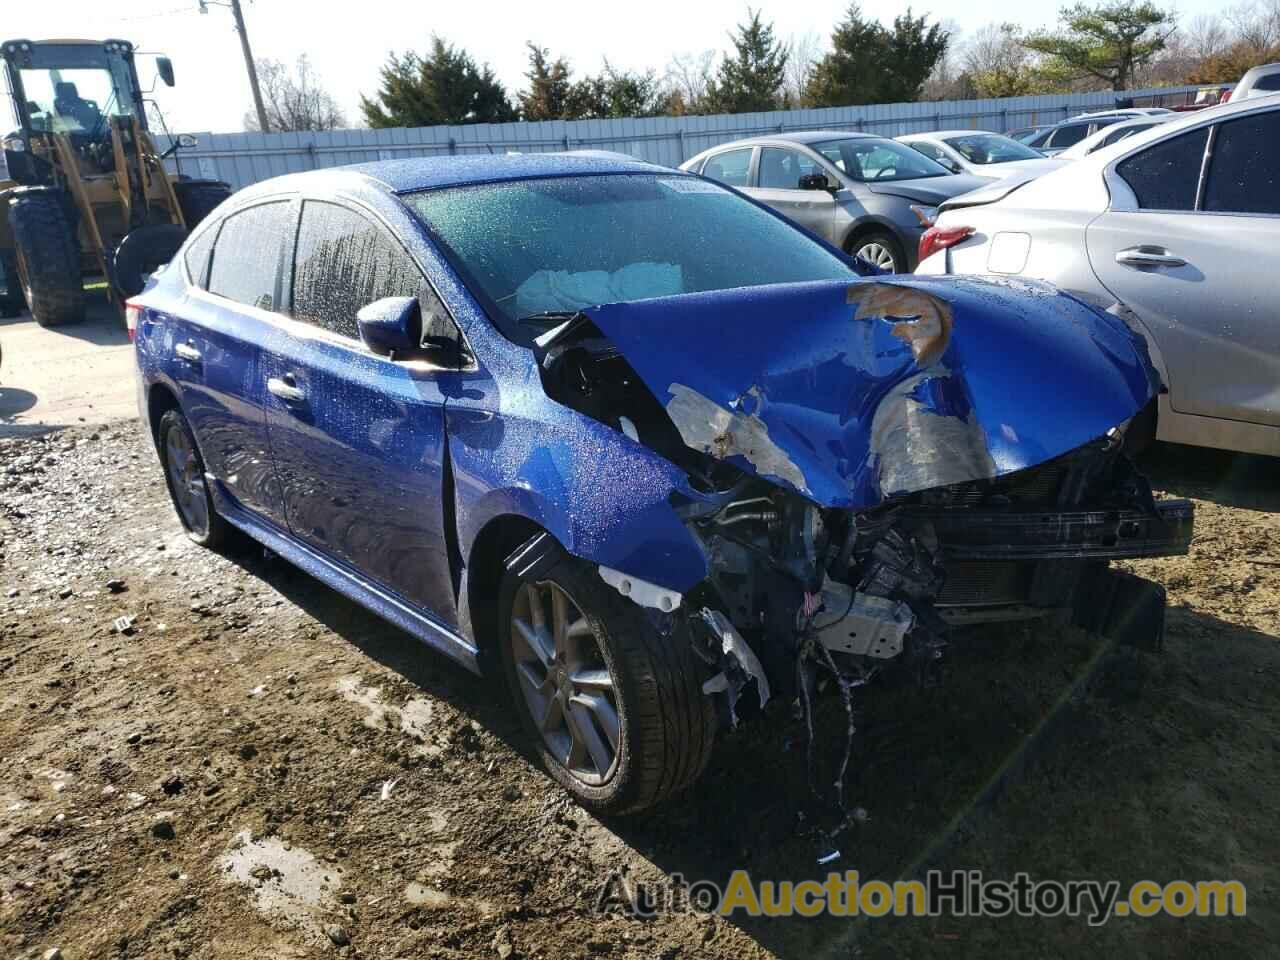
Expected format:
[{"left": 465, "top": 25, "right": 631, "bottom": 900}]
[{"left": 462, "top": 513, "right": 552, "bottom": 671}]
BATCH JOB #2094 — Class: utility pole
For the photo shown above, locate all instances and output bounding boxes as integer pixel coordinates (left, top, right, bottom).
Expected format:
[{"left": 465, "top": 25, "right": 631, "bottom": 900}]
[{"left": 200, "top": 0, "right": 269, "bottom": 132}]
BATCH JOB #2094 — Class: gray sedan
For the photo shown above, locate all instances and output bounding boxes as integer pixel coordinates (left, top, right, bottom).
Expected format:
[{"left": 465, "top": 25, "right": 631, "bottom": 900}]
[
  {"left": 917, "top": 95, "right": 1280, "bottom": 458},
  {"left": 680, "top": 131, "right": 986, "bottom": 273}
]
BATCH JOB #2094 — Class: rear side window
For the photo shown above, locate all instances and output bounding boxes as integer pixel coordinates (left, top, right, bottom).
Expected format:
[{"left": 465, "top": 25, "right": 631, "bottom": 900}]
[
  {"left": 757, "top": 147, "right": 819, "bottom": 188},
  {"left": 1116, "top": 128, "right": 1209, "bottom": 211},
  {"left": 291, "top": 201, "right": 423, "bottom": 340},
  {"left": 1255, "top": 73, "right": 1280, "bottom": 92},
  {"left": 183, "top": 223, "right": 216, "bottom": 288},
  {"left": 207, "top": 201, "right": 292, "bottom": 311},
  {"left": 1046, "top": 124, "right": 1088, "bottom": 148},
  {"left": 1203, "top": 111, "right": 1280, "bottom": 215},
  {"left": 700, "top": 148, "right": 752, "bottom": 187}
]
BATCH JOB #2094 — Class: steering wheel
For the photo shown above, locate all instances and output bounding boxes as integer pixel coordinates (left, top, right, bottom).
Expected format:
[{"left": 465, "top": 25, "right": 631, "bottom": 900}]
[{"left": 872, "top": 167, "right": 897, "bottom": 180}]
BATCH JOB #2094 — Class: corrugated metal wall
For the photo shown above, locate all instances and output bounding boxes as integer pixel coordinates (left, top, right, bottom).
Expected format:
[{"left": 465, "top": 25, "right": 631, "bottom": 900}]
[{"left": 164, "top": 85, "right": 1202, "bottom": 189}]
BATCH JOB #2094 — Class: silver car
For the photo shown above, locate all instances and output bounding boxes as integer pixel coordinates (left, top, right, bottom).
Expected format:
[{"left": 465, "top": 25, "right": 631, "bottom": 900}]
[
  {"left": 680, "top": 132, "right": 987, "bottom": 273},
  {"left": 917, "top": 96, "right": 1280, "bottom": 457}
]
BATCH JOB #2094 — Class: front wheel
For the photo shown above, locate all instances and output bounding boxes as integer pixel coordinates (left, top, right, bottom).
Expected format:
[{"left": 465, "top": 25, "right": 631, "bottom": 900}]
[
  {"left": 849, "top": 230, "right": 907, "bottom": 274},
  {"left": 9, "top": 190, "right": 84, "bottom": 327},
  {"left": 498, "top": 546, "right": 716, "bottom": 815}
]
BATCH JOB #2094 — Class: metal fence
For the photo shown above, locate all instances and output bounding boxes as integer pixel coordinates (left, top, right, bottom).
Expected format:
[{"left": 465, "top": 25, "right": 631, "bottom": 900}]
[{"left": 164, "top": 84, "right": 1203, "bottom": 190}]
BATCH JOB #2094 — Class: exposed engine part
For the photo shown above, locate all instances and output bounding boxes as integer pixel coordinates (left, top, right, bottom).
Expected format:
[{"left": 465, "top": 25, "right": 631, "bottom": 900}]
[
  {"left": 698, "top": 607, "right": 771, "bottom": 727},
  {"left": 811, "top": 580, "right": 913, "bottom": 659},
  {"left": 597, "top": 565, "right": 682, "bottom": 612}
]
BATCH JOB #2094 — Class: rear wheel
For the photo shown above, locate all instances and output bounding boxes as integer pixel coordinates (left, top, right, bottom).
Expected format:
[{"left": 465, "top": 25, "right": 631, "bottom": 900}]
[
  {"left": 157, "top": 407, "right": 233, "bottom": 550},
  {"left": 849, "top": 230, "right": 906, "bottom": 274},
  {"left": 9, "top": 190, "right": 84, "bottom": 327},
  {"left": 498, "top": 547, "right": 717, "bottom": 815}
]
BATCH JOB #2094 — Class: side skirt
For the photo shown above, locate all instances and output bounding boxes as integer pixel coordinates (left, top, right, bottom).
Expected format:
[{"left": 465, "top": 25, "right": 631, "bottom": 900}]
[{"left": 209, "top": 481, "right": 481, "bottom": 674}]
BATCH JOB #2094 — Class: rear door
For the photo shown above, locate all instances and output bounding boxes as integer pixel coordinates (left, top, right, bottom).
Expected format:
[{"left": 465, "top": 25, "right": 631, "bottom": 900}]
[
  {"left": 260, "top": 198, "right": 464, "bottom": 624},
  {"left": 749, "top": 146, "right": 838, "bottom": 242},
  {"left": 167, "top": 199, "right": 293, "bottom": 529},
  {"left": 1087, "top": 106, "right": 1280, "bottom": 426}
]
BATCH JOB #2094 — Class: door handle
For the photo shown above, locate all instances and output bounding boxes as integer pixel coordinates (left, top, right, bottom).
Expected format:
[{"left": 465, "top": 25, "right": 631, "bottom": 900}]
[
  {"left": 267, "top": 376, "right": 306, "bottom": 403},
  {"left": 1115, "top": 247, "right": 1187, "bottom": 269},
  {"left": 174, "top": 342, "right": 202, "bottom": 363}
]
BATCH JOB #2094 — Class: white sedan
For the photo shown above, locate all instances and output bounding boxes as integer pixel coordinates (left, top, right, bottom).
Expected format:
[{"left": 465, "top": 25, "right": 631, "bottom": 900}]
[
  {"left": 916, "top": 96, "right": 1280, "bottom": 458},
  {"left": 897, "top": 130, "right": 1066, "bottom": 181},
  {"left": 1055, "top": 115, "right": 1175, "bottom": 160}
]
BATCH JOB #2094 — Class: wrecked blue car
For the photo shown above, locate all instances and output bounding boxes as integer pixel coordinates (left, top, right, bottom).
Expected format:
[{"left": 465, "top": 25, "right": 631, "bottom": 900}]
[{"left": 132, "top": 156, "right": 1193, "bottom": 816}]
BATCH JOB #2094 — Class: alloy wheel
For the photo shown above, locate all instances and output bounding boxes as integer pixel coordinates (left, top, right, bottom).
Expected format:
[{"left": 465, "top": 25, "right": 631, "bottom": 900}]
[
  {"left": 509, "top": 580, "right": 621, "bottom": 785},
  {"left": 164, "top": 424, "right": 209, "bottom": 536},
  {"left": 856, "top": 241, "right": 898, "bottom": 272}
]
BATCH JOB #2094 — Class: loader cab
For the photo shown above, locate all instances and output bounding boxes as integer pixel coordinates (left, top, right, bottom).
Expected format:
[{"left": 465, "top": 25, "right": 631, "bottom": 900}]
[{"left": 1, "top": 39, "right": 150, "bottom": 185}]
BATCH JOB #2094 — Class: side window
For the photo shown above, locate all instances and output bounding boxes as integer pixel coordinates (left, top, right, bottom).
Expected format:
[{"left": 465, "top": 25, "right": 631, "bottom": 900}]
[
  {"left": 207, "top": 201, "right": 292, "bottom": 310},
  {"left": 1203, "top": 111, "right": 1280, "bottom": 216},
  {"left": 1116, "top": 128, "right": 1209, "bottom": 211},
  {"left": 757, "top": 147, "right": 818, "bottom": 189},
  {"left": 1046, "top": 124, "right": 1088, "bottom": 148},
  {"left": 910, "top": 141, "right": 943, "bottom": 162},
  {"left": 183, "top": 222, "right": 217, "bottom": 289},
  {"left": 700, "top": 148, "right": 752, "bottom": 187},
  {"left": 291, "top": 201, "right": 425, "bottom": 340},
  {"left": 1255, "top": 73, "right": 1280, "bottom": 92}
]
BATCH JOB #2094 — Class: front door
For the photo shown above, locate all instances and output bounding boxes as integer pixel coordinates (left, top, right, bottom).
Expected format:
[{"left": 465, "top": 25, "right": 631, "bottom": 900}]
[
  {"left": 261, "top": 198, "right": 463, "bottom": 624},
  {"left": 749, "top": 146, "right": 837, "bottom": 242},
  {"left": 1087, "top": 109, "right": 1280, "bottom": 427}
]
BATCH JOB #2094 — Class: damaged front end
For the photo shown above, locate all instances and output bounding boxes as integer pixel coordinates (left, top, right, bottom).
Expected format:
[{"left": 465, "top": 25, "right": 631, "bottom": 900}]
[{"left": 532, "top": 275, "right": 1193, "bottom": 830}]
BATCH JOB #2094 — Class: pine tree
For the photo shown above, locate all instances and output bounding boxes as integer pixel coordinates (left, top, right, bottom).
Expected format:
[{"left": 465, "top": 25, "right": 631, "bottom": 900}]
[
  {"left": 706, "top": 9, "right": 789, "bottom": 113},
  {"left": 360, "top": 37, "right": 517, "bottom": 127}
]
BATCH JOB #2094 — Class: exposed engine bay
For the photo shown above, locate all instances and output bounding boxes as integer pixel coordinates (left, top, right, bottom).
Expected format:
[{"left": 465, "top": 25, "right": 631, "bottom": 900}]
[{"left": 529, "top": 278, "right": 1194, "bottom": 841}]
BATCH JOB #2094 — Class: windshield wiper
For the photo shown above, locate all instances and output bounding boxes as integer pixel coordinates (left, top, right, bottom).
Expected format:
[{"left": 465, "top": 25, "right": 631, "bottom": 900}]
[{"left": 517, "top": 310, "right": 584, "bottom": 330}]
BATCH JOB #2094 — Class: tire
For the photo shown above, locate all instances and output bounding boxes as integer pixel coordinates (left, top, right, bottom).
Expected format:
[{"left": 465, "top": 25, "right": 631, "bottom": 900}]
[
  {"left": 849, "top": 230, "right": 907, "bottom": 274},
  {"left": 0, "top": 248, "right": 24, "bottom": 318},
  {"left": 8, "top": 190, "right": 84, "bottom": 327},
  {"left": 498, "top": 543, "right": 716, "bottom": 815},
  {"left": 156, "top": 407, "right": 234, "bottom": 550},
  {"left": 112, "top": 224, "right": 188, "bottom": 299},
  {"left": 172, "top": 179, "right": 232, "bottom": 231}
]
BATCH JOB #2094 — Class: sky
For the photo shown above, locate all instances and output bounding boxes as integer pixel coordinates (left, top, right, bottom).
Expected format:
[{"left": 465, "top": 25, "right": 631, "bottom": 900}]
[{"left": 5, "top": 0, "right": 1223, "bottom": 133}]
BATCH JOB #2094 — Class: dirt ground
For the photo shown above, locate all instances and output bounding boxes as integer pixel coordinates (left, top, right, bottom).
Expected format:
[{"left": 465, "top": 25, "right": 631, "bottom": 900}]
[{"left": 2, "top": 425, "right": 1278, "bottom": 960}]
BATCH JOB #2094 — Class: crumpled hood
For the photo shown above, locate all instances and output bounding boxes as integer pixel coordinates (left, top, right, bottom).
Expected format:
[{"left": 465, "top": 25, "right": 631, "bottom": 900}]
[{"left": 583, "top": 276, "right": 1159, "bottom": 509}]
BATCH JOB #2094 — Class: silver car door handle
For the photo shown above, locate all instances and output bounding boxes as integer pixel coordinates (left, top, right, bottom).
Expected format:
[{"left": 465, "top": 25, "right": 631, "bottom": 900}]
[
  {"left": 1115, "top": 248, "right": 1187, "bottom": 268},
  {"left": 266, "top": 377, "right": 306, "bottom": 402},
  {"left": 174, "top": 342, "right": 202, "bottom": 363}
]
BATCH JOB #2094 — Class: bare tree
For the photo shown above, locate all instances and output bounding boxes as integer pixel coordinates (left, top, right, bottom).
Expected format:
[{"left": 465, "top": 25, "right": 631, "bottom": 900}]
[
  {"left": 665, "top": 50, "right": 716, "bottom": 113},
  {"left": 1184, "top": 13, "right": 1233, "bottom": 60},
  {"left": 783, "top": 31, "right": 823, "bottom": 105},
  {"left": 244, "top": 55, "right": 347, "bottom": 132},
  {"left": 1228, "top": 0, "right": 1280, "bottom": 51}
]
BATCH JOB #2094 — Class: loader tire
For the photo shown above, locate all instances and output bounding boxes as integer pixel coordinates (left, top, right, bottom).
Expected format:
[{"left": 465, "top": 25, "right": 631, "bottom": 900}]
[
  {"left": 0, "top": 249, "right": 24, "bottom": 318},
  {"left": 173, "top": 179, "right": 232, "bottom": 230},
  {"left": 9, "top": 190, "right": 84, "bottom": 327},
  {"left": 112, "top": 224, "right": 187, "bottom": 299}
]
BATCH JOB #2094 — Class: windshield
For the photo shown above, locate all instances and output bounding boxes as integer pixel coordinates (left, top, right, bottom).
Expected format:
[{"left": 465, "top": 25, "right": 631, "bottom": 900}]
[
  {"left": 942, "top": 133, "right": 1043, "bottom": 164},
  {"left": 14, "top": 45, "right": 136, "bottom": 136},
  {"left": 811, "top": 137, "right": 950, "bottom": 182},
  {"left": 405, "top": 173, "right": 855, "bottom": 342}
]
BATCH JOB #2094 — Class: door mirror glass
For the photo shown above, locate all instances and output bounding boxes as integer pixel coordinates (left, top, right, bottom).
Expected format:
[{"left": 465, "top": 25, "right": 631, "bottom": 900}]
[
  {"left": 157, "top": 57, "right": 175, "bottom": 87},
  {"left": 357, "top": 296, "right": 421, "bottom": 358},
  {"left": 799, "top": 172, "right": 832, "bottom": 191}
]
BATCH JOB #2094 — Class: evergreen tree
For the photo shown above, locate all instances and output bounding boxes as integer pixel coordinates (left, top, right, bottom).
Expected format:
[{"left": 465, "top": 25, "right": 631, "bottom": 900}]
[
  {"left": 706, "top": 9, "right": 790, "bottom": 113},
  {"left": 808, "top": 5, "right": 950, "bottom": 106},
  {"left": 360, "top": 37, "right": 517, "bottom": 127}
]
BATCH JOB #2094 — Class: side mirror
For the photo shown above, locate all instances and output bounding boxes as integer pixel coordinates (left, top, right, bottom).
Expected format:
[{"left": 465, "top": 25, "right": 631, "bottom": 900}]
[
  {"left": 799, "top": 172, "right": 833, "bottom": 191},
  {"left": 357, "top": 296, "right": 422, "bottom": 359},
  {"left": 157, "top": 57, "right": 175, "bottom": 87}
]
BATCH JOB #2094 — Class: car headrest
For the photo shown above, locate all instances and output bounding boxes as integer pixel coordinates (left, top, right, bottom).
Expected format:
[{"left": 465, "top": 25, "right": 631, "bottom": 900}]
[{"left": 54, "top": 81, "right": 80, "bottom": 100}]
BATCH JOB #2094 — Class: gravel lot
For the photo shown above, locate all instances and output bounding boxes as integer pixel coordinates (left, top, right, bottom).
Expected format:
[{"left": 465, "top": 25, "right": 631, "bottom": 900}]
[{"left": 2, "top": 424, "right": 1278, "bottom": 959}]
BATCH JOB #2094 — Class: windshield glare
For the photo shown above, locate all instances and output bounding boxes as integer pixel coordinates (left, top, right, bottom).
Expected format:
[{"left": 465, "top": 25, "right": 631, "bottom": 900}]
[
  {"left": 406, "top": 174, "right": 855, "bottom": 341},
  {"left": 811, "top": 137, "right": 950, "bottom": 182},
  {"left": 942, "top": 133, "right": 1043, "bottom": 164},
  {"left": 19, "top": 65, "right": 135, "bottom": 134}
]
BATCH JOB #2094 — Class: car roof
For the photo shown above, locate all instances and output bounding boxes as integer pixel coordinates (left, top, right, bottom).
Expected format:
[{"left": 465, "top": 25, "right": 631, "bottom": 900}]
[
  {"left": 234, "top": 154, "right": 665, "bottom": 200},
  {"left": 700, "top": 130, "right": 879, "bottom": 152},
  {"left": 901, "top": 130, "right": 1004, "bottom": 141}
]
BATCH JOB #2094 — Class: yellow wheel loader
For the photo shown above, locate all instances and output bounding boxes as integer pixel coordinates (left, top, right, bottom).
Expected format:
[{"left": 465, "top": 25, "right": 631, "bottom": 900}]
[{"left": 0, "top": 38, "right": 231, "bottom": 325}]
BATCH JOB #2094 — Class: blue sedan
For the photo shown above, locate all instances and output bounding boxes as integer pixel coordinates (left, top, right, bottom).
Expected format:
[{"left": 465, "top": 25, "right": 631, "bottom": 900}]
[{"left": 132, "top": 155, "right": 1191, "bottom": 815}]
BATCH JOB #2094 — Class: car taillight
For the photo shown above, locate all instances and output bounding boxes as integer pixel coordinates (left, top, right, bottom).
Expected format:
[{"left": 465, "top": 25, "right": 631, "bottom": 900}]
[
  {"left": 918, "top": 225, "right": 975, "bottom": 263},
  {"left": 125, "top": 301, "right": 142, "bottom": 341}
]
